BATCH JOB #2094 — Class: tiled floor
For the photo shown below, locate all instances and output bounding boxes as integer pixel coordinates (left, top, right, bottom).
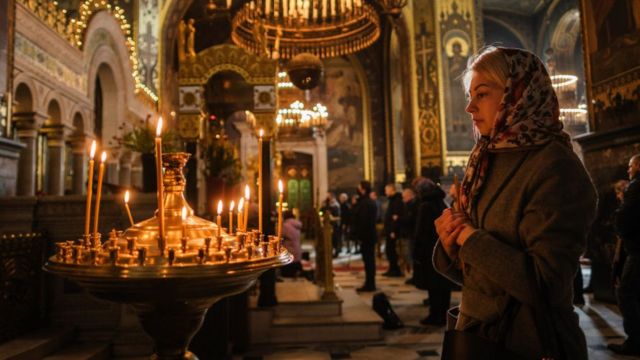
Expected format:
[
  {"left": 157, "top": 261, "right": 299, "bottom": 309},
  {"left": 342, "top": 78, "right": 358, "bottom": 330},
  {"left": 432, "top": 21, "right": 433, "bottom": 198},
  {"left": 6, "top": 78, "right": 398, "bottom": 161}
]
[{"left": 238, "top": 246, "right": 638, "bottom": 360}]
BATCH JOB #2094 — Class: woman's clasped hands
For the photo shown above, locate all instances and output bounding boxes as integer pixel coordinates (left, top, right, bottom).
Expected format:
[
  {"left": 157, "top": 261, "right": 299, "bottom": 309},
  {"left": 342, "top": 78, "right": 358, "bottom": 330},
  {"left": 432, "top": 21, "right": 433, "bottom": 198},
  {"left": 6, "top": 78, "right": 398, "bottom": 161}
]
[{"left": 434, "top": 208, "right": 477, "bottom": 261}]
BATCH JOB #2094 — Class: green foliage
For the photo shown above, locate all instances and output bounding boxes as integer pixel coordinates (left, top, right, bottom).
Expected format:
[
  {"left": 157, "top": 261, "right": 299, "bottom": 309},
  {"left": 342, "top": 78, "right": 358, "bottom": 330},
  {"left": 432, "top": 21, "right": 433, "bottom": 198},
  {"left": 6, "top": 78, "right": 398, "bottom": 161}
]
[
  {"left": 111, "top": 119, "right": 180, "bottom": 154},
  {"left": 201, "top": 139, "right": 242, "bottom": 187}
]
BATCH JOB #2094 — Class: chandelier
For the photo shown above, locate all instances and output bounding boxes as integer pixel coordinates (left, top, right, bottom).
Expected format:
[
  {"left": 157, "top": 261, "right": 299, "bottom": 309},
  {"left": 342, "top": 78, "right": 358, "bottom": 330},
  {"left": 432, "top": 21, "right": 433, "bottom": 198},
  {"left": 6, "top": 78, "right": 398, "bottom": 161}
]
[
  {"left": 550, "top": 74, "right": 578, "bottom": 92},
  {"left": 231, "top": 0, "right": 381, "bottom": 59},
  {"left": 276, "top": 101, "right": 328, "bottom": 130},
  {"left": 559, "top": 107, "right": 588, "bottom": 126}
]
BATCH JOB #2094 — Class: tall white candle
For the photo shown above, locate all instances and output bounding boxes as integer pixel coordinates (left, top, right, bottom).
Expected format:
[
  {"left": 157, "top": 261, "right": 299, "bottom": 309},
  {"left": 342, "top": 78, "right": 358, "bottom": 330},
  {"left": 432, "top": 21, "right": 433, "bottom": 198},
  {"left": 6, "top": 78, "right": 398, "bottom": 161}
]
[
  {"left": 92, "top": 151, "right": 107, "bottom": 240},
  {"left": 258, "top": 129, "right": 264, "bottom": 233},
  {"left": 244, "top": 185, "right": 250, "bottom": 231}
]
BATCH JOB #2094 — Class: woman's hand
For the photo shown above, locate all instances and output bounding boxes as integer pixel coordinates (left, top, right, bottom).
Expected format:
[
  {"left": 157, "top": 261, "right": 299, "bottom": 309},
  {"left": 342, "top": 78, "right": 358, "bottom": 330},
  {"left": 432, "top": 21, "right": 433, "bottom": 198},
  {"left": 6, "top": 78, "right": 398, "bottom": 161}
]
[{"left": 436, "top": 208, "right": 478, "bottom": 260}]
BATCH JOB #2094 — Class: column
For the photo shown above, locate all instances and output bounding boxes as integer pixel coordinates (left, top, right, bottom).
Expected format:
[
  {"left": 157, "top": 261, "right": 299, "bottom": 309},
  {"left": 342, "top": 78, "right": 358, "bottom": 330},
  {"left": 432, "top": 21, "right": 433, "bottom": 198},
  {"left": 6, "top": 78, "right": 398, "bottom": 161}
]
[
  {"left": 70, "top": 136, "right": 88, "bottom": 195},
  {"left": 119, "top": 152, "right": 132, "bottom": 188},
  {"left": 13, "top": 111, "right": 45, "bottom": 196},
  {"left": 43, "top": 124, "right": 72, "bottom": 196}
]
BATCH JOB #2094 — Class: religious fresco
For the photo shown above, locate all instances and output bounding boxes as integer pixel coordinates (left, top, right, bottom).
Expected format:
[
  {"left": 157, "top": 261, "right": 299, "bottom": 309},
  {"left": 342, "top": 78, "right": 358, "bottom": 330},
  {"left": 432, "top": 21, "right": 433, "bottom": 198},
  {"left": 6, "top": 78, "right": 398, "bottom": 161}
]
[
  {"left": 584, "top": 0, "right": 640, "bottom": 132},
  {"left": 413, "top": 0, "right": 443, "bottom": 174},
  {"left": 439, "top": 1, "right": 475, "bottom": 152},
  {"left": 138, "top": 0, "right": 159, "bottom": 95},
  {"left": 309, "top": 57, "right": 365, "bottom": 191}
]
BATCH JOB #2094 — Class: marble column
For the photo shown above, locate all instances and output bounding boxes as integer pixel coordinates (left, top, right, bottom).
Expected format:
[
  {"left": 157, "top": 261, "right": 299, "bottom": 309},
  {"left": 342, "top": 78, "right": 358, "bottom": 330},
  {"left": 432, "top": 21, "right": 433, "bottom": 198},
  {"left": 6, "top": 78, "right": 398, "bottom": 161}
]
[
  {"left": 13, "top": 111, "right": 45, "bottom": 196},
  {"left": 70, "top": 136, "right": 89, "bottom": 195},
  {"left": 43, "top": 124, "right": 72, "bottom": 196}
]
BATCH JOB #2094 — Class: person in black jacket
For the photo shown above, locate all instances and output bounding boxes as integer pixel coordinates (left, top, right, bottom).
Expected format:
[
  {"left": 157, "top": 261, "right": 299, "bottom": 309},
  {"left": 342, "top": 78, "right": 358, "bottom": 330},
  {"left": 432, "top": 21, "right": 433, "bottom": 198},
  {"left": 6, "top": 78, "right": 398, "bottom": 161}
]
[
  {"left": 338, "top": 193, "right": 352, "bottom": 253},
  {"left": 353, "top": 180, "right": 378, "bottom": 292},
  {"left": 412, "top": 177, "right": 451, "bottom": 326},
  {"left": 400, "top": 188, "right": 418, "bottom": 284},
  {"left": 383, "top": 184, "right": 404, "bottom": 277},
  {"left": 609, "top": 154, "right": 640, "bottom": 355}
]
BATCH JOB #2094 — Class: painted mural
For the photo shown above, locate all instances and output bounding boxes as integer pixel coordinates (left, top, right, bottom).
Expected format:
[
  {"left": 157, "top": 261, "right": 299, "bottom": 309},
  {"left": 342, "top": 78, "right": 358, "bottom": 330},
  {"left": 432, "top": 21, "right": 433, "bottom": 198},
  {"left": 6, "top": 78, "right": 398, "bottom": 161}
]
[
  {"left": 413, "top": 0, "right": 443, "bottom": 173},
  {"left": 585, "top": 0, "right": 640, "bottom": 131},
  {"left": 309, "top": 57, "right": 365, "bottom": 192},
  {"left": 440, "top": 1, "right": 475, "bottom": 152}
]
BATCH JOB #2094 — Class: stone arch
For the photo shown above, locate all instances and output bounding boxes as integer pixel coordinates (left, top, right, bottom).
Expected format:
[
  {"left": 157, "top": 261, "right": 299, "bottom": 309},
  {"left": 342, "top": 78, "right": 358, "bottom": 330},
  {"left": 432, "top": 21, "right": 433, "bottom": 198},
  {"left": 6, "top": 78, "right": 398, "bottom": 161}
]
[
  {"left": 385, "top": 17, "right": 418, "bottom": 181},
  {"left": 85, "top": 10, "right": 135, "bottom": 152},
  {"left": 46, "top": 99, "right": 62, "bottom": 126},
  {"left": 14, "top": 82, "right": 34, "bottom": 113},
  {"left": 346, "top": 54, "right": 374, "bottom": 182},
  {"left": 483, "top": 16, "right": 530, "bottom": 50},
  {"left": 72, "top": 112, "right": 85, "bottom": 135}
]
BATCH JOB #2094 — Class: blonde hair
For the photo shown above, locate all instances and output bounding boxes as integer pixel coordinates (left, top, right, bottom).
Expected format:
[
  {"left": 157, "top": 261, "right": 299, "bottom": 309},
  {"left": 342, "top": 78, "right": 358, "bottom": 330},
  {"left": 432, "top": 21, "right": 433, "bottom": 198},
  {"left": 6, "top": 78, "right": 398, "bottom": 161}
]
[{"left": 462, "top": 46, "right": 510, "bottom": 93}]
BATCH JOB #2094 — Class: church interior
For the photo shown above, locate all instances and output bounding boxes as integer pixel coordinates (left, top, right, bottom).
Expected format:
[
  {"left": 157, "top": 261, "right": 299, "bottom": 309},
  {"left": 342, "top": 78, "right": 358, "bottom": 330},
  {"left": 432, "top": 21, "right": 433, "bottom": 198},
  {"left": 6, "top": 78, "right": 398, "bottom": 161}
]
[{"left": 0, "top": 0, "right": 639, "bottom": 359}]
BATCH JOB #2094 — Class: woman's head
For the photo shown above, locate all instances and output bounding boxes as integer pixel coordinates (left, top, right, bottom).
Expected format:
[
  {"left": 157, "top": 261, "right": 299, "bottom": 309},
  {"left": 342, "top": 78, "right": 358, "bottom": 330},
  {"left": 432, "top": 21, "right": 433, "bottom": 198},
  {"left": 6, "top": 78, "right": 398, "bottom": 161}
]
[{"left": 463, "top": 46, "right": 509, "bottom": 136}]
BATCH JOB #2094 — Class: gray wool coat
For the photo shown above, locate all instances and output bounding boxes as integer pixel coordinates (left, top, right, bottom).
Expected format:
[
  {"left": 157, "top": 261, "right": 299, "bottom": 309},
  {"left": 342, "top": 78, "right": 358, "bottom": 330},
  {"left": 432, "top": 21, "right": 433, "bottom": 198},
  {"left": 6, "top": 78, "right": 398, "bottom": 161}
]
[{"left": 434, "top": 140, "right": 597, "bottom": 360}]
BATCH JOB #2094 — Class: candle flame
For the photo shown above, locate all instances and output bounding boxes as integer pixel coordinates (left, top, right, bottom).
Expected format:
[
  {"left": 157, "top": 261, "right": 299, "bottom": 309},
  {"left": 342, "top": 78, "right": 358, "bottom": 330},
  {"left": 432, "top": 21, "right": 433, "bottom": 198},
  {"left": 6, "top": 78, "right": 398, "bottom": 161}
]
[
  {"left": 90, "top": 140, "right": 96, "bottom": 159},
  {"left": 244, "top": 184, "right": 250, "bottom": 200},
  {"left": 124, "top": 190, "right": 130, "bottom": 204},
  {"left": 259, "top": 128, "right": 264, "bottom": 138},
  {"left": 100, "top": 151, "right": 107, "bottom": 163},
  {"left": 156, "top": 117, "right": 163, "bottom": 137},
  {"left": 278, "top": 179, "right": 284, "bottom": 193},
  {"left": 181, "top": 206, "right": 187, "bottom": 221},
  {"left": 217, "top": 200, "right": 223, "bottom": 215},
  {"left": 238, "top": 198, "right": 244, "bottom": 211},
  {"left": 230, "top": 200, "right": 235, "bottom": 212}
]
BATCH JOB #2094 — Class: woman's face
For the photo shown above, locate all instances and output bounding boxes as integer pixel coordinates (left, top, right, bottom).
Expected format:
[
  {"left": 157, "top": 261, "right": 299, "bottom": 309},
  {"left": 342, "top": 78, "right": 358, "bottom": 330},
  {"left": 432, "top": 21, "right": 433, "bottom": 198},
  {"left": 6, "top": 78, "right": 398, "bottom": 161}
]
[{"left": 465, "top": 71, "right": 505, "bottom": 136}]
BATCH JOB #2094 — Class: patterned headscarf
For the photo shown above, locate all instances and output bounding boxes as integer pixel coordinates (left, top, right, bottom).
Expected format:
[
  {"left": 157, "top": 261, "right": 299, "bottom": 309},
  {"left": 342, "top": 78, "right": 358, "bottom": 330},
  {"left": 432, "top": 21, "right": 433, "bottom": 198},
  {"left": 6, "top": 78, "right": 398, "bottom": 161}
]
[{"left": 459, "top": 47, "right": 572, "bottom": 216}]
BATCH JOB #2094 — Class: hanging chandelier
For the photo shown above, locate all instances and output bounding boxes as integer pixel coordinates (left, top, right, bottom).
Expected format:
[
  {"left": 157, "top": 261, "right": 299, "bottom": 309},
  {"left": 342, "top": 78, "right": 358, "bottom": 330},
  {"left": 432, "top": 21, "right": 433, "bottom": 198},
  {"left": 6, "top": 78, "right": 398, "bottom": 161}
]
[
  {"left": 550, "top": 74, "right": 578, "bottom": 92},
  {"left": 559, "top": 107, "right": 588, "bottom": 126},
  {"left": 231, "top": 0, "right": 381, "bottom": 59},
  {"left": 276, "top": 101, "right": 329, "bottom": 129}
]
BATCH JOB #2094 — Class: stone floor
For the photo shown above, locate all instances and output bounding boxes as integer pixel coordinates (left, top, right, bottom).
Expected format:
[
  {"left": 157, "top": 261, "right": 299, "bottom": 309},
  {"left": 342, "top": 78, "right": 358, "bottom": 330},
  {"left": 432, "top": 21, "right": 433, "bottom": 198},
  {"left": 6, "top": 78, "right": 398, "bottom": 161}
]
[{"left": 236, "top": 245, "right": 638, "bottom": 360}]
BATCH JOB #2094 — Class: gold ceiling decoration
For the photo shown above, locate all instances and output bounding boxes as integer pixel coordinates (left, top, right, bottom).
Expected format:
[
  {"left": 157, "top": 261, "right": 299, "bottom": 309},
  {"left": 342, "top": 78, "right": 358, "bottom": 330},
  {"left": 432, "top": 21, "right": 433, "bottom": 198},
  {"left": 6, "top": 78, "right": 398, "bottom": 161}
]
[{"left": 231, "top": 0, "right": 381, "bottom": 59}]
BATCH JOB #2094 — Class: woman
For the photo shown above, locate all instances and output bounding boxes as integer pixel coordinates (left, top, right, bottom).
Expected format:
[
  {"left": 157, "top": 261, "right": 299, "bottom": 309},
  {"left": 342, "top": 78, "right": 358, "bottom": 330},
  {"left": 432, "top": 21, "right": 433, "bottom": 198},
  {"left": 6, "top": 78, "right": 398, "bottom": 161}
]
[
  {"left": 434, "top": 47, "right": 597, "bottom": 359},
  {"left": 281, "top": 210, "right": 303, "bottom": 277}
]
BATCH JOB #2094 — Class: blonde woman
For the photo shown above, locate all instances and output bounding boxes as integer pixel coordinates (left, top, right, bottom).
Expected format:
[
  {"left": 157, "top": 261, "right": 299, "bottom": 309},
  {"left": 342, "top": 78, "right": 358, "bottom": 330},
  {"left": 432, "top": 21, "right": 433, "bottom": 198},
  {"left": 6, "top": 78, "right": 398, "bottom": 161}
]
[{"left": 434, "top": 47, "right": 597, "bottom": 359}]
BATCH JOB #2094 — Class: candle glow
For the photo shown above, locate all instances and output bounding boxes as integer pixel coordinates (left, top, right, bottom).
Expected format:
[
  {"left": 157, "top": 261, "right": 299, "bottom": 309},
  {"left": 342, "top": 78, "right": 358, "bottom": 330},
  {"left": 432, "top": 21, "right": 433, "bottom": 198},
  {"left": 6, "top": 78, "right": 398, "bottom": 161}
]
[
  {"left": 238, "top": 198, "right": 244, "bottom": 233},
  {"left": 124, "top": 190, "right": 134, "bottom": 226},
  {"left": 229, "top": 200, "right": 235, "bottom": 234},
  {"left": 277, "top": 179, "right": 284, "bottom": 239},
  {"left": 155, "top": 117, "right": 165, "bottom": 252},
  {"left": 216, "top": 200, "right": 223, "bottom": 237},
  {"left": 244, "top": 185, "right": 250, "bottom": 231}
]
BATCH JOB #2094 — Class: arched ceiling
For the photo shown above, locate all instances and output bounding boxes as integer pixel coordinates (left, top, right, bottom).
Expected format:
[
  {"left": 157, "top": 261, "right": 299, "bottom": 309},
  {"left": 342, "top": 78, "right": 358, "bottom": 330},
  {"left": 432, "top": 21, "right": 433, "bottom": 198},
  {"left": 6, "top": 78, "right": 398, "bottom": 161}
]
[{"left": 482, "top": 0, "right": 552, "bottom": 15}]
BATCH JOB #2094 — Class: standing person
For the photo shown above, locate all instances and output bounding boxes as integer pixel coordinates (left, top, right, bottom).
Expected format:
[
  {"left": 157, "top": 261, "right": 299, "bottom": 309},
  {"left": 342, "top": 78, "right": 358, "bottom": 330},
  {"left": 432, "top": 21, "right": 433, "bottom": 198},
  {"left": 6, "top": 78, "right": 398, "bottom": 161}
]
[
  {"left": 370, "top": 190, "right": 384, "bottom": 259},
  {"left": 383, "top": 184, "right": 404, "bottom": 277},
  {"left": 413, "top": 178, "right": 449, "bottom": 326},
  {"left": 281, "top": 210, "right": 303, "bottom": 277},
  {"left": 338, "top": 193, "right": 352, "bottom": 253},
  {"left": 353, "top": 180, "right": 378, "bottom": 292},
  {"left": 399, "top": 187, "right": 418, "bottom": 281},
  {"left": 349, "top": 194, "right": 360, "bottom": 254},
  {"left": 434, "top": 47, "right": 597, "bottom": 359},
  {"left": 321, "top": 193, "right": 341, "bottom": 257},
  {"left": 608, "top": 155, "right": 640, "bottom": 356}
]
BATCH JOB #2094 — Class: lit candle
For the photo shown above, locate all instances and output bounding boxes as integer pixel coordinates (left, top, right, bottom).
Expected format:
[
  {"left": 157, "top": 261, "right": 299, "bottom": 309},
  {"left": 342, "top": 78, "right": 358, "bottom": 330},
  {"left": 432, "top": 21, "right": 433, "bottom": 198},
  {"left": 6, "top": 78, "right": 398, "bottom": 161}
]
[
  {"left": 244, "top": 185, "right": 250, "bottom": 231},
  {"left": 92, "top": 151, "right": 107, "bottom": 240},
  {"left": 181, "top": 206, "right": 188, "bottom": 239},
  {"left": 216, "top": 200, "right": 223, "bottom": 237},
  {"left": 84, "top": 140, "right": 96, "bottom": 235},
  {"left": 277, "top": 179, "right": 284, "bottom": 239},
  {"left": 155, "top": 117, "right": 165, "bottom": 250},
  {"left": 229, "top": 200, "right": 235, "bottom": 234},
  {"left": 124, "top": 190, "right": 134, "bottom": 226},
  {"left": 238, "top": 198, "right": 244, "bottom": 233},
  {"left": 258, "top": 129, "right": 264, "bottom": 233}
]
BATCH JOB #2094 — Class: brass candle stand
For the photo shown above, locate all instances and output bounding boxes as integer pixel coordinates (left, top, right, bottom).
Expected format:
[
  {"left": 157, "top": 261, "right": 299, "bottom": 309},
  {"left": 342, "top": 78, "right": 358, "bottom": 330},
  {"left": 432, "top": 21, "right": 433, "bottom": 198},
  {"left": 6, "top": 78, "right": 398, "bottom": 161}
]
[{"left": 44, "top": 152, "right": 292, "bottom": 360}]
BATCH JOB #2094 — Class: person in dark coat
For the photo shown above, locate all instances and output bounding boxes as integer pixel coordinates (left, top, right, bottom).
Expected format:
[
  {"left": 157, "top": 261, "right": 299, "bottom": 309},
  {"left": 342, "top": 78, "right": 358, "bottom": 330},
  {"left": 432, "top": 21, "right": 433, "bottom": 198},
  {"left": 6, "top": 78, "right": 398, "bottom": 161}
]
[
  {"left": 353, "top": 180, "right": 378, "bottom": 291},
  {"left": 400, "top": 188, "right": 418, "bottom": 283},
  {"left": 383, "top": 183, "right": 404, "bottom": 277},
  {"left": 609, "top": 154, "right": 640, "bottom": 355},
  {"left": 338, "top": 193, "right": 352, "bottom": 253},
  {"left": 321, "top": 192, "right": 341, "bottom": 257},
  {"left": 412, "top": 177, "right": 450, "bottom": 326}
]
